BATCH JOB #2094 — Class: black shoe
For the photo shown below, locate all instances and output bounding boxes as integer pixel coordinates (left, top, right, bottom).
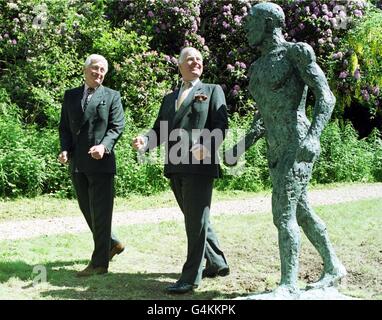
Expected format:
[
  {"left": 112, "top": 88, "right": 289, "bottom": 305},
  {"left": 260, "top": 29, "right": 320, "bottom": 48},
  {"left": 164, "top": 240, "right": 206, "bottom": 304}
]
[
  {"left": 109, "top": 243, "right": 125, "bottom": 261},
  {"left": 202, "top": 266, "right": 230, "bottom": 279},
  {"left": 166, "top": 281, "right": 198, "bottom": 294}
]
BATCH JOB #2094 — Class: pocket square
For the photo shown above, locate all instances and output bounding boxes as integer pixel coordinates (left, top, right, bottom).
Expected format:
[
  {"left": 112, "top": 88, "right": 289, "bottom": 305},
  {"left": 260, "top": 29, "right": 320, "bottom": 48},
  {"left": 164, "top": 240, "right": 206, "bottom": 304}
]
[{"left": 193, "top": 94, "right": 208, "bottom": 102}]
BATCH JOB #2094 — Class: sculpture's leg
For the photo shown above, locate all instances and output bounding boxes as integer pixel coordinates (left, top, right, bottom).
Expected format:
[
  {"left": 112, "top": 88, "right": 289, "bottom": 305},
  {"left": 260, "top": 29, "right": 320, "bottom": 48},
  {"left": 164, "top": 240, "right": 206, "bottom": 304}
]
[
  {"left": 271, "top": 178, "right": 301, "bottom": 294},
  {"left": 296, "top": 188, "right": 347, "bottom": 289}
]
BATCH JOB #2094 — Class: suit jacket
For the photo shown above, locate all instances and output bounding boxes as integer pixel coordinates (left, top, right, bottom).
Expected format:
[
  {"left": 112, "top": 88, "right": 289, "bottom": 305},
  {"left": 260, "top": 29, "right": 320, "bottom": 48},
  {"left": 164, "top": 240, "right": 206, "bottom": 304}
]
[
  {"left": 146, "top": 81, "right": 228, "bottom": 178},
  {"left": 59, "top": 85, "right": 125, "bottom": 174}
]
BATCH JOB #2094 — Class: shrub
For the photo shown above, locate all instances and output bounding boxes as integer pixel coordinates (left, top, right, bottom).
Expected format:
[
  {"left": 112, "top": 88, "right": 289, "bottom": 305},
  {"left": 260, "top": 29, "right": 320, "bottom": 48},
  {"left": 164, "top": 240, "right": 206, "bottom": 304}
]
[
  {"left": 313, "top": 121, "right": 376, "bottom": 183},
  {"left": 0, "top": 89, "right": 45, "bottom": 197},
  {"left": 327, "top": 8, "right": 382, "bottom": 135}
]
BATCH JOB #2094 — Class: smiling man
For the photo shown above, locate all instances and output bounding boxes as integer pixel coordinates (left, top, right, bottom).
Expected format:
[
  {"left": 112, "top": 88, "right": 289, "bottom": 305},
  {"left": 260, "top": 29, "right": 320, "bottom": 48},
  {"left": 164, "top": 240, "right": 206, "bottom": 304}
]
[
  {"left": 133, "top": 47, "right": 230, "bottom": 294},
  {"left": 58, "top": 54, "right": 126, "bottom": 277}
]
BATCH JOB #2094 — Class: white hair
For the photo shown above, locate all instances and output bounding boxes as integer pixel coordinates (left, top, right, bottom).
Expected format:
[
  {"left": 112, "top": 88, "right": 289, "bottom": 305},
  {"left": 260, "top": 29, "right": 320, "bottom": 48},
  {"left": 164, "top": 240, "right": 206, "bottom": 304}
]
[
  {"left": 178, "top": 47, "right": 203, "bottom": 64},
  {"left": 84, "top": 54, "right": 108, "bottom": 72}
]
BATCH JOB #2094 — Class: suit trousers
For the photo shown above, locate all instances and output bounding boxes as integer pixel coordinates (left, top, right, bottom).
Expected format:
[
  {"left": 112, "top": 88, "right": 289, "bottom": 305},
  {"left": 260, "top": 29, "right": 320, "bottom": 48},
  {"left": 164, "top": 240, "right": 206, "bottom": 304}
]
[
  {"left": 71, "top": 172, "right": 119, "bottom": 268},
  {"left": 170, "top": 174, "right": 228, "bottom": 285}
]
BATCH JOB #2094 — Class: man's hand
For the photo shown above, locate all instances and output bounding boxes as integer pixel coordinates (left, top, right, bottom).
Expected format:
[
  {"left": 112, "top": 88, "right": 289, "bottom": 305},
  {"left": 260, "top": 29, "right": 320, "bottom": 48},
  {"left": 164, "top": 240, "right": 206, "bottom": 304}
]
[
  {"left": 296, "top": 136, "right": 320, "bottom": 163},
  {"left": 190, "top": 144, "right": 210, "bottom": 161},
  {"left": 132, "top": 136, "right": 146, "bottom": 151},
  {"left": 58, "top": 151, "right": 69, "bottom": 164},
  {"left": 88, "top": 144, "right": 106, "bottom": 160}
]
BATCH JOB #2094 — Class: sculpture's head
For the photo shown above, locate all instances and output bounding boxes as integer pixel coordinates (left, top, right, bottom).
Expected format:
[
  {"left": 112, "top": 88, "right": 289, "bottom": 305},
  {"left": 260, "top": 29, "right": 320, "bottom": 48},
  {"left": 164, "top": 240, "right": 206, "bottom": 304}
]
[{"left": 245, "top": 2, "right": 285, "bottom": 46}]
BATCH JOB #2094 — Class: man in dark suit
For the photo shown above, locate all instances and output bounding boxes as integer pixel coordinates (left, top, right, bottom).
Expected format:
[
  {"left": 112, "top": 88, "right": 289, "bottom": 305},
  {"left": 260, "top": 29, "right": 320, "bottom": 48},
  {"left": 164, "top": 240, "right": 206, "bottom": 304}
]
[
  {"left": 133, "top": 47, "right": 230, "bottom": 294},
  {"left": 58, "top": 54, "right": 126, "bottom": 277}
]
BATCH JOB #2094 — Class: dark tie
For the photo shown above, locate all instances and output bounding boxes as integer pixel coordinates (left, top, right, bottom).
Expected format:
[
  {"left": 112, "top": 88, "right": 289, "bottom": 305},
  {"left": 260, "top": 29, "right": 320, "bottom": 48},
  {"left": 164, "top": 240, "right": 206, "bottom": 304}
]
[{"left": 83, "top": 87, "right": 95, "bottom": 112}]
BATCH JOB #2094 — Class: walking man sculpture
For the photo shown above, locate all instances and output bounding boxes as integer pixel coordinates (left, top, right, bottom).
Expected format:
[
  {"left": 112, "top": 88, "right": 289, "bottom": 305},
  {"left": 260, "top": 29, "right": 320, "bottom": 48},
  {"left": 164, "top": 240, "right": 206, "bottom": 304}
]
[{"left": 228, "top": 2, "right": 346, "bottom": 297}]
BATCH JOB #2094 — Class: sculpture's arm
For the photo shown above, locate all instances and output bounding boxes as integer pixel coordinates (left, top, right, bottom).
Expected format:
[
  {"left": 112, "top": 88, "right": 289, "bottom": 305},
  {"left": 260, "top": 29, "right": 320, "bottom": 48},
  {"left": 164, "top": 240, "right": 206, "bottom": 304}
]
[
  {"left": 224, "top": 111, "right": 265, "bottom": 166},
  {"left": 290, "top": 43, "right": 335, "bottom": 162}
]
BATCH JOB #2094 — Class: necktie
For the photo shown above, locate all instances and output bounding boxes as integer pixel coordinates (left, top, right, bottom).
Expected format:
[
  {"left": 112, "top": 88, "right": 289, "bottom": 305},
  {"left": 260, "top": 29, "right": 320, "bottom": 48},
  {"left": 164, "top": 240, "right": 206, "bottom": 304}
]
[
  {"left": 176, "top": 81, "right": 192, "bottom": 111},
  {"left": 83, "top": 87, "right": 95, "bottom": 112}
]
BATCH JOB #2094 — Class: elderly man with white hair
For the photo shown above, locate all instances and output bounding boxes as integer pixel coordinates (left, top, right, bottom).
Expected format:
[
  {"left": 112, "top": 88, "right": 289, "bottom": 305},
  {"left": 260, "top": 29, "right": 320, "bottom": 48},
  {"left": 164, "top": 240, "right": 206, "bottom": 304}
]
[
  {"left": 58, "top": 54, "right": 126, "bottom": 277},
  {"left": 133, "top": 47, "right": 230, "bottom": 294}
]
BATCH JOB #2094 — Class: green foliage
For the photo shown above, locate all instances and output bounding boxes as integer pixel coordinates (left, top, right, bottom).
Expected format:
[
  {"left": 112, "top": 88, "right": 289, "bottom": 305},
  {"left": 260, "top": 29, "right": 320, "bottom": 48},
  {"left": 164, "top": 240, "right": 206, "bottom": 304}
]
[
  {"left": 327, "top": 9, "right": 382, "bottom": 121},
  {"left": 0, "top": 90, "right": 44, "bottom": 197},
  {"left": 1, "top": 0, "right": 382, "bottom": 198},
  {"left": 313, "top": 121, "right": 377, "bottom": 183},
  {"left": 216, "top": 113, "right": 270, "bottom": 192}
]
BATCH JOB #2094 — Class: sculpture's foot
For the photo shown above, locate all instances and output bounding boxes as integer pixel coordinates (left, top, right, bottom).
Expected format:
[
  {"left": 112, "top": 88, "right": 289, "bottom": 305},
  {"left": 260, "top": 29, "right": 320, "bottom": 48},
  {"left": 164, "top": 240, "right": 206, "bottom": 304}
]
[
  {"left": 305, "top": 264, "right": 347, "bottom": 290},
  {"left": 233, "top": 284, "right": 300, "bottom": 300},
  {"left": 270, "top": 284, "right": 300, "bottom": 299}
]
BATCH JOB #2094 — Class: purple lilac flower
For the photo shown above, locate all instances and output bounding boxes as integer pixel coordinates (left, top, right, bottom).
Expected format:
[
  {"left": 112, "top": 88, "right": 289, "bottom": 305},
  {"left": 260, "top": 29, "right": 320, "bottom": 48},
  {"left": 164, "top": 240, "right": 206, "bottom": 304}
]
[
  {"left": 4, "top": 33, "right": 9, "bottom": 38},
  {"left": 223, "top": 5, "right": 230, "bottom": 12},
  {"left": 339, "top": 71, "right": 348, "bottom": 79},
  {"left": 222, "top": 21, "right": 230, "bottom": 29},
  {"left": 372, "top": 86, "right": 380, "bottom": 96},
  {"left": 147, "top": 11, "right": 154, "bottom": 18},
  {"left": 354, "top": 68, "right": 361, "bottom": 80},
  {"left": 240, "top": 62, "right": 246, "bottom": 69},
  {"left": 361, "top": 89, "right": 370, "bottom": 101},
  {"left": 226, "top": 64, "right": 234, "bottom": 71},
  {"left": 197, "top": 36, "right": 205, "bottom": 45},
  {"left": 332, "top": 52, "right": 343, "bottom": 60},
  {"left": 170, "top": 57, "right": 178, "bottom": 65},
  {"left": 191, "top": 21, "right": 198, "bottom": 32},
  {"left": 353, "top": 10, "right": 363, "bottom": 18},
  {"left": 11, "top": 39, "right": 17, "bottom": 45},
  {"left": 234, "top": 15, "right": 242, "bottom": 25},
  {"left": 164, "top": 55, "right": 171, "bottom": 63},
  {"left": 330, "top": 18, "right": 337, "bottom": 28}
]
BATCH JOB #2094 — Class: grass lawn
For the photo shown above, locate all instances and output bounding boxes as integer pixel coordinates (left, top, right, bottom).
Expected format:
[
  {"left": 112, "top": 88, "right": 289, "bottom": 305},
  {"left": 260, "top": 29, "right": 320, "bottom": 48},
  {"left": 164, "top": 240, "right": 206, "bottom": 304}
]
[{"left": 0, "top": 197, "right": 381, "bottom": 300}]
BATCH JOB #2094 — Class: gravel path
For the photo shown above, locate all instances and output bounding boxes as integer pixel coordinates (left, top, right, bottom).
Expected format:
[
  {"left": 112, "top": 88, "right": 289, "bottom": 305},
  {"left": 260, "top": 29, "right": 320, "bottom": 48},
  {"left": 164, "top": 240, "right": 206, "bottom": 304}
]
[{"left": 1, "top": 183, "right": 381, "bottom": 240}]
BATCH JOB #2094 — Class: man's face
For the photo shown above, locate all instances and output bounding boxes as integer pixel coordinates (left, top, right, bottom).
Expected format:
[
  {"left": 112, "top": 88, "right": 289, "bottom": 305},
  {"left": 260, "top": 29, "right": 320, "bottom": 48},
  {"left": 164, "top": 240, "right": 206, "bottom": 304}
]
[
  {"left": 245, "top": 11, "right": 266, "bottom": 47},
  {"left": 178, "top": 50, "right": 203, "bottom": 81},
  {"left": 84, "top": 59, "right": 107, "bottom": 88}
]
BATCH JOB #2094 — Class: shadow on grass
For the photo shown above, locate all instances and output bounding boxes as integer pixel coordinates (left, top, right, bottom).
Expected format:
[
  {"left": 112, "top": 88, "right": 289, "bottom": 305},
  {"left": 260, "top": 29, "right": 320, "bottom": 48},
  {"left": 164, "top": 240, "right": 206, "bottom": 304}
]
[{"left": 0, "top": 260, "right": 241, "bottom": 300}]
